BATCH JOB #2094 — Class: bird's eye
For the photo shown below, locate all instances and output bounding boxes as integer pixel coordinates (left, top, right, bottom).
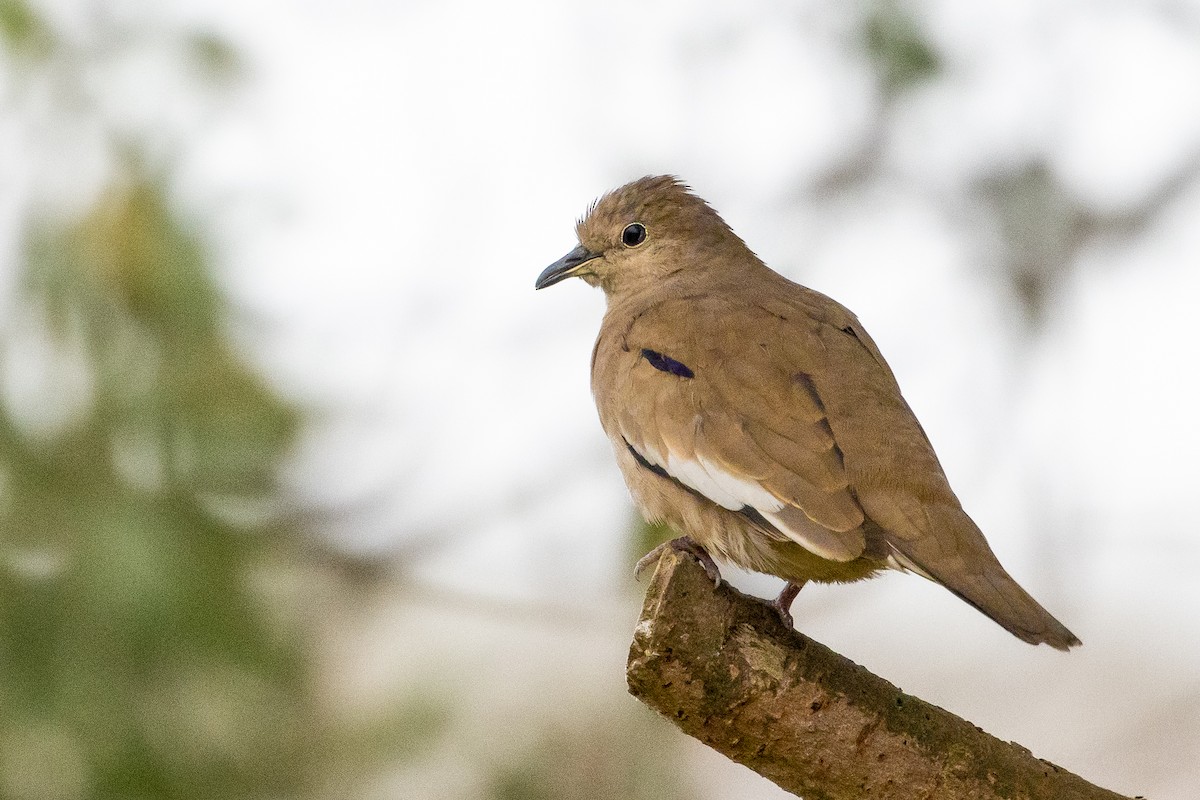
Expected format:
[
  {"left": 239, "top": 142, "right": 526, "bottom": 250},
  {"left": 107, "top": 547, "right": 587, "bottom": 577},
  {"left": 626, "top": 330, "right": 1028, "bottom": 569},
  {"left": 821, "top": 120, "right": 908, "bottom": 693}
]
[{"left": 622, "top": 222, "right": 647, "bottom": 247}]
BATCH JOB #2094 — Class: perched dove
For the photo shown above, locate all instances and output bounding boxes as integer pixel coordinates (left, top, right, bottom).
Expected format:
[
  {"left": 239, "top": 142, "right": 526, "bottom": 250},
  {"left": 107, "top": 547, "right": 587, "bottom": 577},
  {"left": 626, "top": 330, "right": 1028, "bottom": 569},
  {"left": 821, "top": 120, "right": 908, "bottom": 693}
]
[{"left": 536, "top": 176, "right": 1079, "bottom": 650}]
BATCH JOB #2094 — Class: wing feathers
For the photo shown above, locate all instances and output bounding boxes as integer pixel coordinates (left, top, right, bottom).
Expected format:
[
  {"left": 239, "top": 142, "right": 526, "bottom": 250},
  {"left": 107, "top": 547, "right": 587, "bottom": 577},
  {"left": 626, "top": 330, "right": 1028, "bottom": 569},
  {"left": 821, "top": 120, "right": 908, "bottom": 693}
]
[
  {"left": 624, "top": 436, "right": 863, "bottom": 561},
  {"left": 761, "top": 505, "right": 864, "bottom": 561},
  {"left": 603, "top": 296, "right": 873, "bottom": 566},
  {"left": 631, "top": 423, "right": 784, "bottom": 513}
]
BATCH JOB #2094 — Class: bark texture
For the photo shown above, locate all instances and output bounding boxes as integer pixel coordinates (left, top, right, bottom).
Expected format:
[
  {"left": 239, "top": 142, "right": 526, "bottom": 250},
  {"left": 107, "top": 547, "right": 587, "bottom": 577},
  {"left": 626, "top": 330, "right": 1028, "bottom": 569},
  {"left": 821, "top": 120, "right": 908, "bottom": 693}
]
[{"left": 626, "top": 549, "right": 1140, "bottom": 800}]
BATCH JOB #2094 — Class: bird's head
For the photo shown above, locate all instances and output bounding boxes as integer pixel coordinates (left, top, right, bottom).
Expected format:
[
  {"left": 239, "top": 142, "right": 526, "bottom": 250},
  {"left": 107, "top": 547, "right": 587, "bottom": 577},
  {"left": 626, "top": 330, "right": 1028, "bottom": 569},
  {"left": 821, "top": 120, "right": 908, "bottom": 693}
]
[{"left": 535, "top": 175, "right": 758, "bottom": 298}]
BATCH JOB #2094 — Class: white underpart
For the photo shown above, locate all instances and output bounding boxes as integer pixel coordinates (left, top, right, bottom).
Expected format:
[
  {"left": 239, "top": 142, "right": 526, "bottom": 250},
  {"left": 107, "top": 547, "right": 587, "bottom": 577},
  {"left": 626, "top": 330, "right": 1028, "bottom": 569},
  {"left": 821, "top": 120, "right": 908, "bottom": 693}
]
[
  {"left": 635, "top": 441, "right": 784, "bottom": 512},
  {"left": 885, "top": 544, "right": 935, "bottom": 581},
  {"left": 632, "top": 439, "right": 863, "bottom": 562}
]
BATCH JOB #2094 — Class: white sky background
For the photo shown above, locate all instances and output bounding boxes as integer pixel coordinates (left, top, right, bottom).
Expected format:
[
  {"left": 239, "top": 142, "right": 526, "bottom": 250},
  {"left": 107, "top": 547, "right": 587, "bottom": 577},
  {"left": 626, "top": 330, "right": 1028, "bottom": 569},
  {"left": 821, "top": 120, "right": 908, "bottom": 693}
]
[
  {"left": 206, "top": 1, "right": 1199, "bottom": 796},
  {"left": 5, "top": 0, "right": 1200, "bottom": 796}
]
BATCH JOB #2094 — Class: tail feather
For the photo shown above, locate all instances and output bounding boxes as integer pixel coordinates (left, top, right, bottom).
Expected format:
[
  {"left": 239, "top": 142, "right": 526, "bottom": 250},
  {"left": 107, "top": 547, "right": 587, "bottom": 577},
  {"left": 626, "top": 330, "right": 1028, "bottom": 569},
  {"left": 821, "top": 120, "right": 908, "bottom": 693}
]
[
  {"left": 890, "top": 506, "right": 1081, "bottom": 650},
  {"left": 936, "top": 565, "right": 1081, "bottom": 650}
]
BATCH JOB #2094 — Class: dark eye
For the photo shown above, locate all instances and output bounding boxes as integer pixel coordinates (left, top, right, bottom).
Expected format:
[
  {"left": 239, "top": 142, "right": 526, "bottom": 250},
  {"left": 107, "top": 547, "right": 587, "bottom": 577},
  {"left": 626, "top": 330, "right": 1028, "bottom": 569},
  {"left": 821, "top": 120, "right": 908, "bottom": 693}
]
[{"left": 622, "top": 222, "right": 647, "bottom": 247}]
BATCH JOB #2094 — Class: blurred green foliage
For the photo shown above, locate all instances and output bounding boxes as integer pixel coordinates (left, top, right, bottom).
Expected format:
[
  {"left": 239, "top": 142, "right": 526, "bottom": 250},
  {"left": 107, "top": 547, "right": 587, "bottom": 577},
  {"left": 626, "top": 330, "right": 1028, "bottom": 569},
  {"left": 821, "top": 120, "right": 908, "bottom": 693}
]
[
  {"left": 0, "top": 0, "right": 51, "bottom": 61},
  {"left": 628, "top": 517, "right": 676, "bottom": 570},
  {"left": 974, "top": 163, "right": 1085, "bottom": 326},
  {"left": 0, "top": 7, "right": 444, "bottom": 797},
  {"left": 486, "top": 707, "right": 687, "bottom": 800},
  {"left": 862, "top": 1, "right": 941, "bottom": 95},
  {"left": 0, "top": 164, "right": 319, "bottom": 798},
  {"left": 182, "top": 31, "right": 244, "bottom": 87}
]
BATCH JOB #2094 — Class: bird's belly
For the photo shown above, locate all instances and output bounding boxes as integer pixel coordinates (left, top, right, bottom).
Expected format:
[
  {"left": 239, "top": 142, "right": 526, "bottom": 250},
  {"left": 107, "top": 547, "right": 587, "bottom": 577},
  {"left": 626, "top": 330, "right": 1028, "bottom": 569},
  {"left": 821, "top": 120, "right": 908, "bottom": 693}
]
[{"left": 626, "top": 464, "right": 882, "bottom": 585}]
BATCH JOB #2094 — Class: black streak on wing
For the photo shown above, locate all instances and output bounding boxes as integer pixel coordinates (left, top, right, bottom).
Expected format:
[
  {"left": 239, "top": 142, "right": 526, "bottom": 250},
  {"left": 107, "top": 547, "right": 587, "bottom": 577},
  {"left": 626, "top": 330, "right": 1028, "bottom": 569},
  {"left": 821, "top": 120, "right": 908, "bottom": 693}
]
[
  {"left": 624, "top": 437, "right": 769, "bottom": 514},
  {"left": 739, "top": 506, "right": 774, "bottom": 529},
  {"left": 794, "top": 371, "right": 846, "bottom": 470},
  {"left": 625, "top": 440, "right": 671, "bottom": 479},
  {"left": 793, "top": 372, "right": 826, "bottom": 413},
  {"left": 641, "top": 349, "right": 694, "bottom": 378},
  {"left": 738, "top": 506, "right": 799, "bottom": 543}
]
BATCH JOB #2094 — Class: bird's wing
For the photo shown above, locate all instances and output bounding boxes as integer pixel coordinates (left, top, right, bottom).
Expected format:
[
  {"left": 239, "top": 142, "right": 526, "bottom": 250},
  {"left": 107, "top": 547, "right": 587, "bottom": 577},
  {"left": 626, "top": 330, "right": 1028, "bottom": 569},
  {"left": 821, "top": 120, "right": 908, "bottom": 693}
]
[
  {"left": 795, "top": 291, "right": 1082, "bottom": 648},
  {"left": 595, "top": 294, "right": 867, "bottom": 562},
  {"left": 794, "top": 287, "right": 964, "bottom": 545}
]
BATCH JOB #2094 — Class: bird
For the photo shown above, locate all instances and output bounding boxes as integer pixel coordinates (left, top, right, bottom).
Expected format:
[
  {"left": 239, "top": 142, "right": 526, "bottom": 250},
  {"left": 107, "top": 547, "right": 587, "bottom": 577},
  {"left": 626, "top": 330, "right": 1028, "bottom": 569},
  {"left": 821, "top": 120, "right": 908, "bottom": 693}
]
[{"left": 535, "top": 175, "right": 1080, "bottom": 650}]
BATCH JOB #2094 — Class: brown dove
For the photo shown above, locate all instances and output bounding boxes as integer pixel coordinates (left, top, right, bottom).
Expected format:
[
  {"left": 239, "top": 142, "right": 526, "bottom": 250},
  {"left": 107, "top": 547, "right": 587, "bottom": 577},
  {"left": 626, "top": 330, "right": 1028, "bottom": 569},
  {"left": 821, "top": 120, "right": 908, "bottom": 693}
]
[{"left": 535, "top": 175, "right": 1080, "bottom": 650}]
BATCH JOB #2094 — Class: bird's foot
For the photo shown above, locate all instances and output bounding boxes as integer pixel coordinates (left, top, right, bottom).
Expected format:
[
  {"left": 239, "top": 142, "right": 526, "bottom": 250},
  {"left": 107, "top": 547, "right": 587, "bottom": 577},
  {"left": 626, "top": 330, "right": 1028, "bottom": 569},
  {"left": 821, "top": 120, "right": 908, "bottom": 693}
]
[
  {"left": 634, "top": 535, "right": 722, "bottom": 588},
  {"left": 765, "top": 581, "right": 806, "bottom": 629}
]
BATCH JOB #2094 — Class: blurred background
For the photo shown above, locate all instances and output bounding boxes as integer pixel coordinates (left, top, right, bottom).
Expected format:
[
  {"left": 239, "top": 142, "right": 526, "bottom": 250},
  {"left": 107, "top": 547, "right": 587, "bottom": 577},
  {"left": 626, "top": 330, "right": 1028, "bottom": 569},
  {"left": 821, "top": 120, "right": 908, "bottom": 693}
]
[{"left": 1, "top": 0, "right": 1198, "bottom": 798}]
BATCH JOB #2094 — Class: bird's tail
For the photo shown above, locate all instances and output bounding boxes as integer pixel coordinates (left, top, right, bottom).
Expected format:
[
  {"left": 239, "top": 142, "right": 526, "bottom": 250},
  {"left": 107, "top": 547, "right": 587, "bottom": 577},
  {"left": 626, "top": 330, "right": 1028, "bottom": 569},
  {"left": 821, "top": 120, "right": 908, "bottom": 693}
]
[
  {"left": 893, "top": 507, "right": 1082, "bottom": 650},
  {"left": 936, "top": 562, "right": 1081, "bottom": 650}
]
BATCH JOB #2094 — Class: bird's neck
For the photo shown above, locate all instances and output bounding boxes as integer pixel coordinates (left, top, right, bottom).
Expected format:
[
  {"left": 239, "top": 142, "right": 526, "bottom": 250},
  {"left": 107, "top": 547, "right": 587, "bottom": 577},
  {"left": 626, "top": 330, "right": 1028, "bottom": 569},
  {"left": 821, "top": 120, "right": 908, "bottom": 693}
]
[{"left": 600, "top": 258, "right": 767, "bottom": 313}]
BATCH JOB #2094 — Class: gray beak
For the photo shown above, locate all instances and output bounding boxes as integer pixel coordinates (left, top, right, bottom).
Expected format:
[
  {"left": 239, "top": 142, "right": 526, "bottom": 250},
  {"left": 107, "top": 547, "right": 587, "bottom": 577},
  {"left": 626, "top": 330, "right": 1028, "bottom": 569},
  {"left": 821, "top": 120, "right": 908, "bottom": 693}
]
[{"left": 535, "top": 244, "right": 600, "bottom": 289}]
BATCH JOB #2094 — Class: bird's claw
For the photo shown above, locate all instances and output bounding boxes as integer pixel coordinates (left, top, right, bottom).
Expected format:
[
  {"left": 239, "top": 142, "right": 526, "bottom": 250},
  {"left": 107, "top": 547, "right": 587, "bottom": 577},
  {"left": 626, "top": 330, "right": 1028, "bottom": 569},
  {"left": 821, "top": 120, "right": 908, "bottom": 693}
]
[
  {"left": 634, "top": 535, "right": 722, "bottom": 588},
  {"left": 766, "top": 598, "right": 794, "bottom": 629},
  {"left": 766, "top": 581, "right": 805, "bottom": 629}
]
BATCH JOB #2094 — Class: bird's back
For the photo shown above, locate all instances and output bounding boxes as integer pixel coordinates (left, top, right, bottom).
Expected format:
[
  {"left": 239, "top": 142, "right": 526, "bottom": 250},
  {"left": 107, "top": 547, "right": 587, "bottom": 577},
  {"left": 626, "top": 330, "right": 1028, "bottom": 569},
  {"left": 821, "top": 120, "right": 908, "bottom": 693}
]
[{"left": 592, "top": 273, "right": 1080, "bottom": 649}]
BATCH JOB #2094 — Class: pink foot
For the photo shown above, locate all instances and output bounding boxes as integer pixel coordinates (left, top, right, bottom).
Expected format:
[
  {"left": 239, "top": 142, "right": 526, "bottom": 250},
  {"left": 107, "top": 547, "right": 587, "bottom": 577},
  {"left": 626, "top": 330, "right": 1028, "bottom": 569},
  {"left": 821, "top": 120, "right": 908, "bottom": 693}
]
[{"left": 767, "top": 581, "right": 806, "bottom": 628}]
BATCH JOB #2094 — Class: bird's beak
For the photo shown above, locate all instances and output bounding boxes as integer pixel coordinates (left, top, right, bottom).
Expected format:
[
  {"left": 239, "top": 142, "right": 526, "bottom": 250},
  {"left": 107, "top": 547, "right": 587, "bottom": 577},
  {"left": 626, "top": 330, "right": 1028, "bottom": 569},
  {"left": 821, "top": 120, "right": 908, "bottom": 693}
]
[{"left": 535, "top": 244, "right": 600, "bottom": 289}]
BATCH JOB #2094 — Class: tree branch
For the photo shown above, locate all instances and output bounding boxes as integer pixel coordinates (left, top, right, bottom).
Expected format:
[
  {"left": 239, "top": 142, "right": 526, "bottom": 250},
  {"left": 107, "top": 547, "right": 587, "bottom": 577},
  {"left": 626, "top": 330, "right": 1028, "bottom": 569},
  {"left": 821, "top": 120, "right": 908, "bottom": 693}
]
[{"left": 627, "top": 549, "right": 1140, "bottom": 800}]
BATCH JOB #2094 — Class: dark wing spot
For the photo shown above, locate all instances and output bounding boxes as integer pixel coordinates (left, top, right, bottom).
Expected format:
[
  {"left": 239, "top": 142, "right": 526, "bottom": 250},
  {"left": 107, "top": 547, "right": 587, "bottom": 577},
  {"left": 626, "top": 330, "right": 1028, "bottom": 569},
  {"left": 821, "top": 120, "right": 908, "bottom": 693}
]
[
  {"left": 641, "top": 349, "right": 694, "bottom": 378},
  {"left": 793, "top": 372, "right": 826, "bottom": 413},
  {"left": 793, "top": 372, "right": 845, "bottom": 469},
  {"left": 625, "top": 439, "right": 670, "bottom": 479},
  {"left": 840, "top": 325, "right": 859, "bottom": 340}
]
